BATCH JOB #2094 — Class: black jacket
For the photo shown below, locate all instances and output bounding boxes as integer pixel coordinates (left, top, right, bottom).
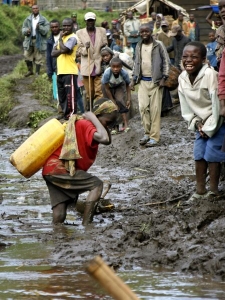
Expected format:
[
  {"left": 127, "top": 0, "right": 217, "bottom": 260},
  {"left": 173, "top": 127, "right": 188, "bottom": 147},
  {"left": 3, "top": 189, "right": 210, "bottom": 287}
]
[
  {"left": 167, "top": 35, "right": 191, "bottom": 69},
  {"left": 46, "top": 33, "right": 57, "bottom": 78}
]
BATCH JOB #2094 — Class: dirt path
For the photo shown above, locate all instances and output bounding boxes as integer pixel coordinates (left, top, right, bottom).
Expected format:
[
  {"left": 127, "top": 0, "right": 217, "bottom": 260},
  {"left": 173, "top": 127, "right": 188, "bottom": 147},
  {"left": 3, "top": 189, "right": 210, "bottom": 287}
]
[
  {"left": 2, "top": 54, "right": 225, "bottom": 280},
  {"left": 0, "top": 54, "right": 24, "bottom": 77}
]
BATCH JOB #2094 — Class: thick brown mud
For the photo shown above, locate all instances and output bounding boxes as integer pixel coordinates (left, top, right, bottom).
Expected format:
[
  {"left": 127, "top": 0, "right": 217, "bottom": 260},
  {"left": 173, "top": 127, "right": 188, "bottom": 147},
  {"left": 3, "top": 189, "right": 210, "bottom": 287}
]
[{"left": 1, "top": 55, "right": 225, "bottom": 298}]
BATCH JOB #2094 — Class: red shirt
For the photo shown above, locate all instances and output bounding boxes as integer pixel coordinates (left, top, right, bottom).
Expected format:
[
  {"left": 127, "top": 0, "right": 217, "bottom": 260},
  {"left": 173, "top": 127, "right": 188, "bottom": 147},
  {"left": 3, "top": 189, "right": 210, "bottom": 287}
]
[
  {"left": 42, "top": 119, "right": 98, "bottom": 175},
  {"left": 218, "top": 49, "right": 225, "bottom": 100}
]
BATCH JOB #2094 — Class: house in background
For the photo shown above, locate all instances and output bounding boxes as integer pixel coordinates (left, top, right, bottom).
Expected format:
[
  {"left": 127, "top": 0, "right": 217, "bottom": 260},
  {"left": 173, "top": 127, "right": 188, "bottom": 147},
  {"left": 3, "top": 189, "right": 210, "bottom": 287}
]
[{"left": 124, "top": 0, "right": 218, "bottom": 43}]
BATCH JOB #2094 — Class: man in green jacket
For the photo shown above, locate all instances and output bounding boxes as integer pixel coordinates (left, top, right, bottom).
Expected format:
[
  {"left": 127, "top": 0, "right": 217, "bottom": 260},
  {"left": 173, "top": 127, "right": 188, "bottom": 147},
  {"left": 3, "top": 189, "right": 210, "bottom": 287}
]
[{"left": 22, "top": 5, "right": 49, "bottom": 77}]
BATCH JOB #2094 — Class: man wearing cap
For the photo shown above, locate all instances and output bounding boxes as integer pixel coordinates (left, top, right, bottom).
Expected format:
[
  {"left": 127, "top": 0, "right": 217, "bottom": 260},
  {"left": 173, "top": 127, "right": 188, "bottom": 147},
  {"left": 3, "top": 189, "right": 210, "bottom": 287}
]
[
  {"left": 167, "top": 25, "right": 190, "bottom": 70},
  {"left": 172, "top": 13, "right": 189, "bottom": 37},
  {"left": 123, "top": 11, "right": 141, "bottom": 55},
  {"left": 22, "top": 5, "right": 49, "bottom": 77},
  {"left": 157, "top": 20, "right": 174, "bottom": 64},
  {"left": 111, "top": 20, "right": 120, "bottom": 39},
  {"left": 71, "top": 13, "right": 80, "bottom": 33},
  {"left": 76, "top": 12, "right": 107, "bottom": 109}
]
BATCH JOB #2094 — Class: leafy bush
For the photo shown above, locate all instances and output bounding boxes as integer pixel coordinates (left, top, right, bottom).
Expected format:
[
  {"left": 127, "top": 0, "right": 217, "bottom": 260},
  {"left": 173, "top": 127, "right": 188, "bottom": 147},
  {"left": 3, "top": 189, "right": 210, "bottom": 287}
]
[{"left": 27, "top": 110, "right": 54, "bottom": 128}]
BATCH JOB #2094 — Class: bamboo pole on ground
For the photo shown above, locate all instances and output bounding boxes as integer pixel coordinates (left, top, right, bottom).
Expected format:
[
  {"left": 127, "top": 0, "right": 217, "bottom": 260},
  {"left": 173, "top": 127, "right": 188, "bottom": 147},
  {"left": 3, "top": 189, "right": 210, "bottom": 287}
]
[{"left": 86, "top": 256, "right": 140, "bottom": 300}]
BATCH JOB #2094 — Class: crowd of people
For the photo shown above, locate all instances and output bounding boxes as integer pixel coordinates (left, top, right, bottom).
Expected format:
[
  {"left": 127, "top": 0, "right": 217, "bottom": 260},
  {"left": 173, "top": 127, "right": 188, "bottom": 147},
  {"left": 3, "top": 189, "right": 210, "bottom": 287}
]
[{"left": 21, "top": 2, "right": 225, "bottom": 225}]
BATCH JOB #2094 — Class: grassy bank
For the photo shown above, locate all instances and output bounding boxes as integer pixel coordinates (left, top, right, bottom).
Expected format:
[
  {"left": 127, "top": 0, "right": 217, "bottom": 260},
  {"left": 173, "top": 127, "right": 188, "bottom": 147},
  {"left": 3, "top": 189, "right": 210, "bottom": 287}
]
[
  {"left": 0, "top": 61, "right": 25, "bottom": 123},
  {"left": 0, "top": 59, "right": 54, "bottom": 126},
  {"left": 0, "top": 5, "right": 119, "bottom": 55},
  {"left": 0, "top": 5, "right": 119, "bottom": 124}
]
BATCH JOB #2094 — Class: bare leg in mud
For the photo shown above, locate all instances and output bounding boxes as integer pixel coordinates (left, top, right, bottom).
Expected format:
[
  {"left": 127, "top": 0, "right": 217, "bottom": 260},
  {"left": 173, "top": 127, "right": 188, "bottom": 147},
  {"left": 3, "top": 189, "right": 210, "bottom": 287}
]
[
  {"left": 82, "top": 183, "right": 103, "bottom": 225},
  {"left": 52, "top": 182, "right": 103, "bottom": 225},
  {"left": 52, "top": 203, "right": 67, "bottom": 224}
]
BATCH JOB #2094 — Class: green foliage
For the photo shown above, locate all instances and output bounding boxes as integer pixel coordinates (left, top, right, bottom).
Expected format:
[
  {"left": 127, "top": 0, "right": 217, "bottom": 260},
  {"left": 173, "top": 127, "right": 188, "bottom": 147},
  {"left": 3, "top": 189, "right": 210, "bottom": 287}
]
[
  {"left": 27, "top": 110, "right": 53, "bottom": 128},
  {"left": 13, "top": 60, "right": 27, "bottom": 76},
  {"left": 0, "top": 6, "right": 27, "bottom": 54},
  {"left": 31, "top": 73, "right": 53, "bottom": 105},
  {"left": 0, "top": 6, "right": 120, "bottom": 122},
  {"left": 0, "top": 71, "right": 23, "bottom": 123},
  {"left": 0, "top": 6, "right": 120, "bottom": 55}
]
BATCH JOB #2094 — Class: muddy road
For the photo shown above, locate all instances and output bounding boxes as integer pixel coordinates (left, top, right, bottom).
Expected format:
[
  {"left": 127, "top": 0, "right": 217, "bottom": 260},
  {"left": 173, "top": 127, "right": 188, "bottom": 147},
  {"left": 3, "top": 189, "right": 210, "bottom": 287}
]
[{"left": 1, "top": 55, "right": 225, "bottom": 298}]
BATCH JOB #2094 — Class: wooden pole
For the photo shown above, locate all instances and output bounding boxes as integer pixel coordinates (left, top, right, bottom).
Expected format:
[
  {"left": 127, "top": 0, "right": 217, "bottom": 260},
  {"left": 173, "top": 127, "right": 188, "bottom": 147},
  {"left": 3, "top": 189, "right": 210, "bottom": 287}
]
[
  {"left": 88, "top": 48, "right": 92, "bottom": 111},
  {"left": 146, "top": 0, "right": 149, "bottom": 18},
  {"left": 86, "top": 256, "right": 140, "bottom": 300}
]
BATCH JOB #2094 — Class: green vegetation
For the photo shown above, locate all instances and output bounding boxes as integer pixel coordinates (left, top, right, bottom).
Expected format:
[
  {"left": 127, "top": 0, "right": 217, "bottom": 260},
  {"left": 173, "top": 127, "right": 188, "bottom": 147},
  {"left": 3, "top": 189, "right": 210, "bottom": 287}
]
[
  {"left": 0, "top": 5, "right": 119, "bottom": 55},
  {"left": 31, "top": 73, "right": 53, "bottom": 105},
  {"left": 0, "top": 60, "right": 25, "bottom": 123},
  {"left": 27, "top": 110, "right": 53, "bottom": 128},
  {"left": 0, "top": 6, "right": 119, "bottom": 124}
]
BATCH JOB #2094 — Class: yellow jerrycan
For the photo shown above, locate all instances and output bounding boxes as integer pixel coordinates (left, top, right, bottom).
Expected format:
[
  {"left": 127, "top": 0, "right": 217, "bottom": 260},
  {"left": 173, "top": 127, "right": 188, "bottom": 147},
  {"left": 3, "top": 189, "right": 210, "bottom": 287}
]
[{"left": 10, "top": 118, "right": 66, "bottom": 178}]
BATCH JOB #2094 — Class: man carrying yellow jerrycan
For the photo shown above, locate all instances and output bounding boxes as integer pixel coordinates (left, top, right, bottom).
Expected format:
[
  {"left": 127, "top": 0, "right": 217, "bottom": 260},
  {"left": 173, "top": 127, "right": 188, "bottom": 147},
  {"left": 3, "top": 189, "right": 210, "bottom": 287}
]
[{"left": 10, "top": 99, "right": 118, "bottom": 225}]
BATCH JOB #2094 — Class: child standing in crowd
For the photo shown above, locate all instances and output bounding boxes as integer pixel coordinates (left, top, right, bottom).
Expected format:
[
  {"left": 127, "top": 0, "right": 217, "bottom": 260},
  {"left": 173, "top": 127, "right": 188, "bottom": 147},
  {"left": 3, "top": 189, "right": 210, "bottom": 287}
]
[
  {"left": 123, "top": 41, "right": 134, "bottom": 59},
  {"left": 178, "top": 41, "right": 225, "bottom": 202},
  {"left": 206, "top": 31, "right": 218, "bottom": 71},
  {"left": 100, "top": 46, "right": 114, "bottom": 74},
  {"left": 101, "top": 57, "right": 131, "bottom": 133},
  {"left": 152, "top": 20, "right": 161, "bottom": 38}
]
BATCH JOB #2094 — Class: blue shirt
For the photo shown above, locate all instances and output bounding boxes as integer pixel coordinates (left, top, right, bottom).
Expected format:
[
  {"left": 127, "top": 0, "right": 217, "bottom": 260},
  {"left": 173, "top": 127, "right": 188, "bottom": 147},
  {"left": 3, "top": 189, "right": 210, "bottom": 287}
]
[
  {"left": 101, "top": 68, "right": 130, "bottom": 88},
  {"left": 206, "top": 41, "right": 217, "bottom": 68}
]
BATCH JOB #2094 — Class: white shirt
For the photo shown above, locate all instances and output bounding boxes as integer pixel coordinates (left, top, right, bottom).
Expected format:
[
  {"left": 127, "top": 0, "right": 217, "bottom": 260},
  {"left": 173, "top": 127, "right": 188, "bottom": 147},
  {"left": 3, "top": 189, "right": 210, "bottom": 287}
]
[
  {"left": 32, "top": 14, "right": 40, "bottom": 37},
  {"left": 141, "top": 43, "right": 152, "bottom": 77},
  {"left": 178, "top": 64, "right": 222, "bottom": 137},
  {"left": 54, "top": 33, "right": 60, "bottom": 43}
]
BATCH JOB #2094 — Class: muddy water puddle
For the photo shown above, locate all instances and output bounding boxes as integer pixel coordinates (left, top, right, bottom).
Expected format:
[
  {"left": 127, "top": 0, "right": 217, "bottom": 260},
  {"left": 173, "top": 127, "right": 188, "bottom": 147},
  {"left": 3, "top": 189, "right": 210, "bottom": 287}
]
[{"left": 1, "top": 127, "right": 225, "bottom": 299}]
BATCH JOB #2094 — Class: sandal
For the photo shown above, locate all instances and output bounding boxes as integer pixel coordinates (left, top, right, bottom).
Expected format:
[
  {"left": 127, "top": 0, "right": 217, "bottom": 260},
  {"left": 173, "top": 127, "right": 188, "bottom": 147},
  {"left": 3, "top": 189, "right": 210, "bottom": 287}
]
[
  {"left": 111, "top": 130, "right": 117, "bottom": 135},
  {"left": 139, "top": 135, "right": 150, "bottom": 145},
  {"left": 145, "top": 139, "right": 158, "bottom": 147},
  {"left": 206, "top": 191, "right": 222, "bottom": 200},
  {"left": 184, "top": 192, "right": 208, "bottom": 205},
  {"left": 124, "top": 127, "right": 130, "bottom": 133}
]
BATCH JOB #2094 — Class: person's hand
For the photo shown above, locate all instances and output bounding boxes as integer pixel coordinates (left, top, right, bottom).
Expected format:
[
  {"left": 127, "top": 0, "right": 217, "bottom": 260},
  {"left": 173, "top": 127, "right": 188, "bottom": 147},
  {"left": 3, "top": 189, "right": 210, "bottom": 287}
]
[
  {"left": 196, "top": 121, "right": 208, "bottom": 138},
  {"left": 27, "top": 29, "right": 31, "bottom": 36},
  {"left": 129, "top": 80, "right": 135, "bottom": 91},
  {"left": 159, "top": 78, "right": 166, "bottom": 87},
  {"left": 126, "top": 100, "right": 131, "bottom": 109},
  {"left": 59, "top": 31, "right": 66, "bottom": 39},
  {"left": 82, "top": 111, "right": 95, "bottom": 121},
  {"left": 85, "top": 42, "right": 90, "bottom": 49}
]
